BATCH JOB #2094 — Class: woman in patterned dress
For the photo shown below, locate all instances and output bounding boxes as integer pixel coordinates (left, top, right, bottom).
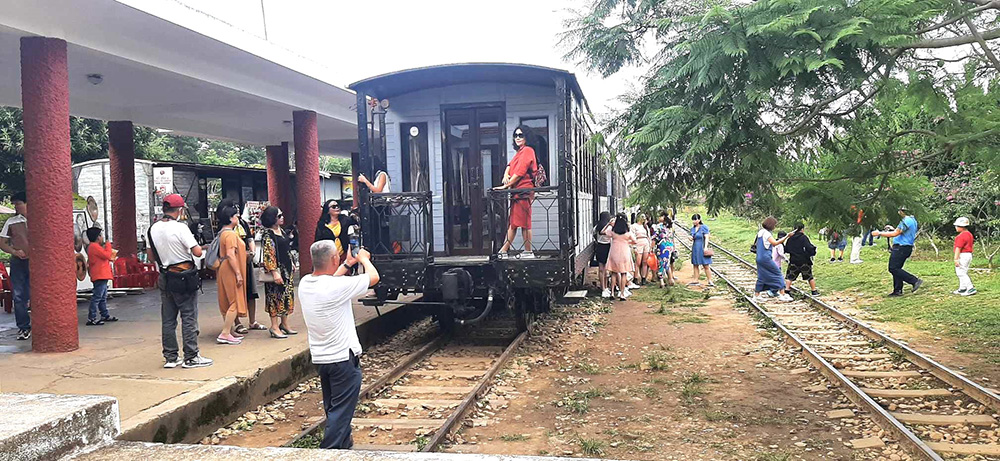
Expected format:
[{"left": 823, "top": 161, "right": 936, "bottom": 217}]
[
  {"left": 260, "top": 206, "right": 296, "bottom": 339},
  {"left": 651, "top": 212, "right": 676, "bottom": 288}
]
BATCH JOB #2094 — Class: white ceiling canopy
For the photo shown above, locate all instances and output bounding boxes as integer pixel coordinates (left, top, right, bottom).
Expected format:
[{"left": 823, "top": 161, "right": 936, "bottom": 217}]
[{"left": 0, "top": 0, "right": 361, "bottom": 156}]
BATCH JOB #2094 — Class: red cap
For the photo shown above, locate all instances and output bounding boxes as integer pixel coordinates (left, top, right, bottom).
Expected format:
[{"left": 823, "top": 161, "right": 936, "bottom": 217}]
[{"left": 163, "top": 193, "right": 185, "bottom": 208}]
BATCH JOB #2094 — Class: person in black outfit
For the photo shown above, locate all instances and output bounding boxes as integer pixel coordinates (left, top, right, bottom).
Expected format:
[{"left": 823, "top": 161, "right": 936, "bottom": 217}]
[
  {"left": 315, "top": 200, "right": 357, "bottom": 265},
  {"left": 784, "top": 222, "right": 819, "bottom": 295}
]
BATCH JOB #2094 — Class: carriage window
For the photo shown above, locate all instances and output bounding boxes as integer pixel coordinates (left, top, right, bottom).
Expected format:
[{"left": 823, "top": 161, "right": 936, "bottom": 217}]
[
  {"left": 519, "top": 117, "right": 549, "bottom": 178},
  {"left": 400, "top": 123, "right": 430, "bottom": 192}
]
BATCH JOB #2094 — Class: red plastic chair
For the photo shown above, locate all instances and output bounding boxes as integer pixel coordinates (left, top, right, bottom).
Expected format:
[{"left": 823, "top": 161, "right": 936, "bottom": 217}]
[
  {"left": 113, "top": 258, "right": 131, "bottom": 289},
  {"left": 0, "top": 261, "right": 12, "bottom": 313}
]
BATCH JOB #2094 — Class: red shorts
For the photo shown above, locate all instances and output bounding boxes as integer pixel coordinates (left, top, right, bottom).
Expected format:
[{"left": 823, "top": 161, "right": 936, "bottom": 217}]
[{"left": 509, "top": 195, "right": 533, "bottom": 229}]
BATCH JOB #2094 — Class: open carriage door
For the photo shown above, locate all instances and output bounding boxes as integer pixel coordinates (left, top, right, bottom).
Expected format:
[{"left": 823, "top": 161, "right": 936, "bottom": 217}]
[{"left": 443, "top": 105, "right": 505, "bottom": 256}]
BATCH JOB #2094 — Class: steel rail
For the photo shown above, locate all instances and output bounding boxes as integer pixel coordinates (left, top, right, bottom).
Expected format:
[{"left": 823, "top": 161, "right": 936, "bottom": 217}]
[
  {"left": 703, "top": 234, "right": 1000, "bottom": 414},
  {"left": 422, "top": 329, "right": 529, "bottom": 452},
  {"left": 283, "top": 336, "right": 447, "bottom": 448},
  {"left": 673, "top": 227, "right": 943, "bottom": 461}
]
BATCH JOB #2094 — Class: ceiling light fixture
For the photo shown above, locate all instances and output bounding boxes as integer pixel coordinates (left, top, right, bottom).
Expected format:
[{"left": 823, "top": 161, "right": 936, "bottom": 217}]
[{"left": 86, "top": 73, "right": 103, "bottom": 85}]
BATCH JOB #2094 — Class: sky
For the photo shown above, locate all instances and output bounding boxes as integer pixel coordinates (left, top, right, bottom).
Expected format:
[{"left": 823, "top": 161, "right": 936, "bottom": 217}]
[{"left": 222, "top": 0, "right": 647, "bottom": 119}]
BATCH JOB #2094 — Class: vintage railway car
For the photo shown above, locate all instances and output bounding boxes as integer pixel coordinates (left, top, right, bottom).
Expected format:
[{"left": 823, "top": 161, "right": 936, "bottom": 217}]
[{"left": 349, "top": 63, "right": 625, "bottom": 330}]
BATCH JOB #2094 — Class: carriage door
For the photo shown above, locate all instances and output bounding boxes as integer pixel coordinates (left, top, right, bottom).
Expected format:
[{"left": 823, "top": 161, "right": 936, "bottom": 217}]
[{"left": 443, "top": 106, "right": 505, "bottom": 256}]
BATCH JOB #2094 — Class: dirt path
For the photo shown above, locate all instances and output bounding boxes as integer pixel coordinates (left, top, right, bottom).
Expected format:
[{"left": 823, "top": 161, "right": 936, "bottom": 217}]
[{"left": 449, "top": 263, "right": 911, "bottom": 460}]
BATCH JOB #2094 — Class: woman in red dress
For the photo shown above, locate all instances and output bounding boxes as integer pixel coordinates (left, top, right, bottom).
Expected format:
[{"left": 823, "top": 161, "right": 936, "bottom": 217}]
[{"left": 495, "top": 125, "right": 537, "bottom": 257}]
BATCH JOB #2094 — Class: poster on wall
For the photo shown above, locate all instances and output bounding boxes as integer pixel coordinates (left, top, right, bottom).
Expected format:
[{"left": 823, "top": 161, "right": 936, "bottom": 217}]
[
  {"left": 241, "top": 186, "right": 254, "bottom": 204},
  {"left": 242, "top": 201, "right": 269, "bottom": 232},
  {"left": 342, "top": 177, "right": 353, "bottom": 199},
  {"left": 153, "top": 167, "right": 173, "bottom": 215}
]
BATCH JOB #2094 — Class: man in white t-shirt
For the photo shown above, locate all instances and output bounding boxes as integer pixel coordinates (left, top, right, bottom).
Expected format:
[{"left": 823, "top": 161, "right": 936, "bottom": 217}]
[
  {"left": 299, "top": 240, "right": 380, "bottom": 449},
  {"left": 0, "top": 192, "right": 31, "bottom": 340},
  {"left": 147, "top": 194, "right": 211, "bottom": 369}
]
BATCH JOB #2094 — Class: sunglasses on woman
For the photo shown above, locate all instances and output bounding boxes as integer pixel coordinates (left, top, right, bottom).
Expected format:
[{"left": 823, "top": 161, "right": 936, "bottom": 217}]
[{"left": 513, "top": 132, "right": 524, "bottom": 139}]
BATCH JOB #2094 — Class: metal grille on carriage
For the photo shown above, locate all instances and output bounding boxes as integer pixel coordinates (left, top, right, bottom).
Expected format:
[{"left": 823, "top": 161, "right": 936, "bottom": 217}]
[
  {"left": 487, "top": 185, "right": 562, "bottom": 256},
  {"left": 367, "top": 191, "right": 433, "bottom": 259}
]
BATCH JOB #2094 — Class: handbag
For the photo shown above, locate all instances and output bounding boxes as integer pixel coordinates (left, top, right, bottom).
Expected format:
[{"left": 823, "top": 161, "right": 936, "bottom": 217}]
[
  {"left": 703, "top": 248, "right": 715, "bottom": 257},
  {"left": 257, "top": 267, "right": 276, "bottom": 283}
]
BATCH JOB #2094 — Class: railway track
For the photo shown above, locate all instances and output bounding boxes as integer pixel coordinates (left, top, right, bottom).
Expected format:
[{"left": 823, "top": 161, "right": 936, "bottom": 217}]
[
  {"left": 673, "top": 223, "right": 1000, "bottom": 460},
  {"left": 286, "top": 317, "right": 529, "bottom": 452}
]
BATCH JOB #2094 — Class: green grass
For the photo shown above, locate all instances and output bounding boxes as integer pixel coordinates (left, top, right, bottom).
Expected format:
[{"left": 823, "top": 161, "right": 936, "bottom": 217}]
[
  {"left": 578, "top": 437, "right": 606, "bottom": 456},
  {"left": 753, "top": 452, "right": 791, "bottom": 461},
  {"left": 500, "top": 433, "right": 530, "bottom": 442},
  {"left": 630, "top": 284, "right": 706, "bottom": 304},
  {"left": 575, "top": 361, "right": 602, "bottom": 375},
  {"left": 557, "top": 387, "right": 611, "bottom": 414},
  {"left": 643, "top": 350, "right": 673, "bottom": 370},
  {"left": 680, "top": 373, "right": 711, "bottom": 405},
  {"left": 697, "top": 209, "right": 1000, "bottom": 363},
  {"left": 289, "top": 434, "right": 321, "bottom": 449}
]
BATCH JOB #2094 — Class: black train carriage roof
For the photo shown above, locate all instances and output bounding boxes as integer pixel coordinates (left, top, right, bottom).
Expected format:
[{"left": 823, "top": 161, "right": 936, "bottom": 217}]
[{"left": 348, "top": 63, "right": 590, "bottom": 111}]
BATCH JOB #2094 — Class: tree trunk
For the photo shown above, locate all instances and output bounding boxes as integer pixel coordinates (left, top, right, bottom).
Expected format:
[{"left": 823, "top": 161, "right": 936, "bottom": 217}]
[{"left": 923, "top": 231, "right": 939, "bottom": 258}]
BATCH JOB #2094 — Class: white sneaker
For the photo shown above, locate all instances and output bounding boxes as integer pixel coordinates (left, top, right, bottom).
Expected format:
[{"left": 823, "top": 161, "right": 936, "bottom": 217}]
[
  {"left": 182, "top": 355, "right": 214, "bottom": 368},
  {"left": 952, "top": 289, "right": 967, "bottom": 295},
  {"left": 601, "top": 289, "right": 611, "bottom": 298},
  {"left": 163, "top": 358, "right": 183, "bottom": 369},
  {"left": 851, "top": 260, "right": 863, "bottom": 264},
  {"left": 520, "top": 251, "right": 536, "bottom": 259},
  {"left": 962, "top": 288, "right": 977, "bottom": 296},
  {"left": 778, "top": 294, "right": 794, "bottom": 302},
  {"left": 627, "top": 282, "right": 640, "bottom": 289},
  {"left": 622, "top": 289, "right": 632, "bottom": 299}
]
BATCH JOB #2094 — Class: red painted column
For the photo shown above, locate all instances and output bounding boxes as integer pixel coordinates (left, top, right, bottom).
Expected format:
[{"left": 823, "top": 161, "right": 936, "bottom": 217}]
[
  {"left": 265, "top": 142, "right": 292, "bottom": 220},
  {"left": 20, "top": 37, "right": 77, "bottom": 352},
  {"left": 293, "top": 111, "right": 320, "bottom": 276},
  {"left": 108, "top": 121, "right": 137, "bottom": 257}
]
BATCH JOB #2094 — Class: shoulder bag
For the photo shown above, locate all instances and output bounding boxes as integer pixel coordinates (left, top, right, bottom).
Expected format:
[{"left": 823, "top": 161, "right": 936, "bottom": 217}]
[{"left": 148, "top": 222, "right": 201, "bottom": 294}]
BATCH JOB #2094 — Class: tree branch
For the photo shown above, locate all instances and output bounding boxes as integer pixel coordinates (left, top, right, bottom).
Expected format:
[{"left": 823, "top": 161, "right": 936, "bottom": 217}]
[
  {"left": 960, "top": 3, "right": 1000, "bottom": 72},
  {"left": 914, "top": 1, "right": 999, "bottom": 35},
  {"left": 902, "top": 27, "right": 1000, "bottom": 49}
]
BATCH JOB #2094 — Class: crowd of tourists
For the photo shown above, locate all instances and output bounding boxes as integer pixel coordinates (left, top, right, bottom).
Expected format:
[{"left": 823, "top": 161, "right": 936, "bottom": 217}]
[{"left": 585, "top": 206, "right": 979, "bottom": 304}]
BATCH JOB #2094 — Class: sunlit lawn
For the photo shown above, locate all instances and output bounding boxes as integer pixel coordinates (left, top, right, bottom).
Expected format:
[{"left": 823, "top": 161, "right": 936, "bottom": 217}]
[{"left": 691, "top": 209, "right": 1000, "bottom": 363}]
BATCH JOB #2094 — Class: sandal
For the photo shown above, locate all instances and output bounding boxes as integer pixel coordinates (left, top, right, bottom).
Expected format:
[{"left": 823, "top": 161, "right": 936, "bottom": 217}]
[
  {"left": 249, "top": 322, "right": 269, "bottom": 331},
  {"left": 86, "top": 319, "right": 105, "bottom": 326},
  {"left": 234, "top": 324, "right": 249, "bottom": 335},
  {"left": 100, "top": 316, "right": 119, "bottom": 322}
]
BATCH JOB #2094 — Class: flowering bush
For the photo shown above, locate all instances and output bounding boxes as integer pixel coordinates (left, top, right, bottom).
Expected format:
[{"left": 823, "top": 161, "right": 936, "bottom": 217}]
[{"left": 926, "top": 163, "right": 1000, "bottom": 240}]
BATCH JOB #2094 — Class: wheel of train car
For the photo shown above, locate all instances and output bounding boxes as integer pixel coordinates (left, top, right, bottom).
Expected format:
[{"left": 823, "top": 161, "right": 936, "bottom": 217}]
[
  {"left": 514, "top": 289, "right": 541, "bottom": 332},
  {"left": 437, "top": 308, "right": 456, "bottom": 334}
]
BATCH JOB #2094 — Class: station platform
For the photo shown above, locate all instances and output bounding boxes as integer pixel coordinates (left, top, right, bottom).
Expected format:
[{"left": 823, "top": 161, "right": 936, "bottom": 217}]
[{"left": 0, "top": 279, "right": 415, "bottom": 444}]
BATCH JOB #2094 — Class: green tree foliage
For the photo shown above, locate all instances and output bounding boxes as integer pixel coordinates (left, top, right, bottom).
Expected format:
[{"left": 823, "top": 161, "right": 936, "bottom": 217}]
[
  {"left": 563, "top": 0, "right": 1000, "bottom": 230},
  {"left": 0, "top": 106, "right": 266, "bottom": 193},
  {"left": 320, "top": 156, "right": 352, "bottom": 175}
]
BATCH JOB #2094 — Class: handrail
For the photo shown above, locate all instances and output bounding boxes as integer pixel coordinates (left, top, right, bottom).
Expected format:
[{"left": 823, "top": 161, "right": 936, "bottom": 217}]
[{"left": 487, "top": 185, "right": 559, "bottom": 195}]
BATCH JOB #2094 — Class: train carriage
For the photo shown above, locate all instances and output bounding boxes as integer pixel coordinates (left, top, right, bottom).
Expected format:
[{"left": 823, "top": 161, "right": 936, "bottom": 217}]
[{"left": 349, "top": 63, "right": 625, "bottom": 330}]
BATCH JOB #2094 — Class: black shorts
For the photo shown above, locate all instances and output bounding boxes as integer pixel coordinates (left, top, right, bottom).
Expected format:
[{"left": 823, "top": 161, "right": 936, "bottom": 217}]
[
  {"left": 595, "top": 242, "right": 611, "bottom": 265},
  {"left": 786, "top": 262, "right": 814, "bottom": 281}
]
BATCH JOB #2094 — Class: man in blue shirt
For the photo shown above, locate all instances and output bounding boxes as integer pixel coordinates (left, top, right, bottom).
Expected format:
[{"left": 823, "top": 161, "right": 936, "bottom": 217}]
[{"left": 871, "top": 206, "right": 923, "bottom": 296}]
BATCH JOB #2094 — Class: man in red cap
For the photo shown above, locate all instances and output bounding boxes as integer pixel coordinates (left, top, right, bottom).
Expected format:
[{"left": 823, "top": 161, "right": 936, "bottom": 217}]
[{"left": 147, "top": 194, "right": 212, "bottom": 368}]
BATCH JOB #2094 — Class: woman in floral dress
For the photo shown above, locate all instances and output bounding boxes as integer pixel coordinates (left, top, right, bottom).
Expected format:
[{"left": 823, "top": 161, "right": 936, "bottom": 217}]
[
  {"left": 260, "top": 206, "right": 296, "bottom": 339},
  {"left": 651, "top": 212, "right": 676, "bottom": 288}
]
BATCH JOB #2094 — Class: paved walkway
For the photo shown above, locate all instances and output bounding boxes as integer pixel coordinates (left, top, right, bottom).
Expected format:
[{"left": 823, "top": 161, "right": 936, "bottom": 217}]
[{"left": 0, "top": 280, "right": 395, "bottom": 424}]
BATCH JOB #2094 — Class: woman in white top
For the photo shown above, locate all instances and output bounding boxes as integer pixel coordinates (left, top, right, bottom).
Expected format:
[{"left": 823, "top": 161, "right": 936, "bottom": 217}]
[
  {"left": 630, "top": 214, "right": 652, "bottom": 286},
  {"left": 754, "top": 216, "right": 795, "bottom": 302},
  {"left": 358, "top": 171, "right": 391, "bottom": 193},
  {"left": 593, "top": 211, "right": 613, "bottom": 298}
]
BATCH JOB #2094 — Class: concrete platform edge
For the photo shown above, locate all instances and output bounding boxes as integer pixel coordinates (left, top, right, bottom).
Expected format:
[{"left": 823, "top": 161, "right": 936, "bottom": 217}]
[
  {"left": 118, "top": 304, "right": 427, "bottom": 445},
  {"left": 1, "top": 393, "right": 119, "bottom": 461}
]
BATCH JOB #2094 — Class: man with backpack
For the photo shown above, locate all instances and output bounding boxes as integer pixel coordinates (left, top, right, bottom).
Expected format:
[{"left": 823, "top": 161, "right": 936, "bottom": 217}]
[
  {"left": 147, "top": 194, "right": 212, "bottom": 369},
  {"left": 784, "top": 222, "right": 820, "bottom": 295}
]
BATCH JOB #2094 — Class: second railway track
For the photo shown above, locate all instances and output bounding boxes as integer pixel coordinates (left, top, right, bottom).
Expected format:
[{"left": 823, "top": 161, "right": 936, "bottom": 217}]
[
  {"left": 673, "top": 222, "right": 1000, "bottom": 460},
  {"left": 286, "top": 317, "right": 529, "bottom": 453}
]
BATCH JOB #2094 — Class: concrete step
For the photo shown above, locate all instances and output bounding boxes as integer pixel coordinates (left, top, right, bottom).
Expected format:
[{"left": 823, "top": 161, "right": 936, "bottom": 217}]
[{"left": 1, "top": 393, "right": 119, "bottom": 461}]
